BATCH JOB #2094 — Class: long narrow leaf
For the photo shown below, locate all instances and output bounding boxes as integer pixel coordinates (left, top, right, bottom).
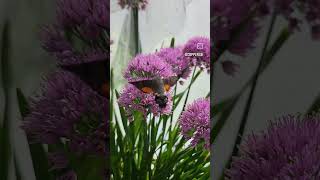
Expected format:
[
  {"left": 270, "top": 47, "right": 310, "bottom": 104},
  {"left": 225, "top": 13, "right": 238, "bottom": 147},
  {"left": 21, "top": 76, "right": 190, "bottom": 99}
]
[
  {"left": 0, "top": 20, "right": 11, "bottom": 180},
  {"left": 211, "top": 27, "right": 291, "bottom": 144},
  {"left": 307, "top": 93, "right": 320, "bottom": 114},
  {"left": 16, "top": 88, "right": 52, "bottom": 180}
]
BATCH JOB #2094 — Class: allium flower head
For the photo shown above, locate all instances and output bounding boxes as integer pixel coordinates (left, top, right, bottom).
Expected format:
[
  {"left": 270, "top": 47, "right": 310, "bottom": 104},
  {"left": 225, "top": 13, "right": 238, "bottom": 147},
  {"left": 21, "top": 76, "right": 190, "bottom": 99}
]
[
  {"left": 118, "top": 84, "right": 172, "bottom": 119},
  {"left": 183, "top": 37, "right": 210, "bottom": 72},
  {"left": 226, "top": 114, "right": 320, "bottom": 179},
  {"left": 118, "top": 0, "right": 148, "bottom": 10},
  {"left": 41, "top": 27, "right": 108, "bottom": 65},
  {"left": 124, "top": 54, "right": 175, "bottom": 82},
  {"left": 57, "top": 0, "right": 109, "bottom": 39},
  {"left": 156, "top": 47, "right": 192, "bottom": 80},
  {"left": 211, "top": 0, "right": 263, "bottom": 57},
  {"left": 41, "top": 0, "right": 109, "bottom": 65},
  {"left": 22, "top": 71, "right": 108, "bottom": 156},
  {"left": 179, "top": 98, "right": 210, "bottom": 149}
]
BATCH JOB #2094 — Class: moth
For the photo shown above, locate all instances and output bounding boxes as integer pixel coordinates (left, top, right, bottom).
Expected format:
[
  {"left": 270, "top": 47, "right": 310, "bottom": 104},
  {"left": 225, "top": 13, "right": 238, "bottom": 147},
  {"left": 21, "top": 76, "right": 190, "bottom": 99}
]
[
  {"left": 60, "top": 60, "right": 109, "bottom": 99},
  {"left": 129, "top": 76, "right": 178, "bottom": 108}
]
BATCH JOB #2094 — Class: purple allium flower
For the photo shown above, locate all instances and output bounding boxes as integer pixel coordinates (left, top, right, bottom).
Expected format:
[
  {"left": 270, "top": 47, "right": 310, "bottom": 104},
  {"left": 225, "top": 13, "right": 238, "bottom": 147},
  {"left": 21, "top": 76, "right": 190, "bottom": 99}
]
[
  {"left": 57, "top": 0, "right": 109, "bottom": 39},
  {"left": 272, "top": 0, "right": 320, "bottom": 39},
  {"left": 22, "top": 71, "right": 108, "bottom": 156},
  {"left": 156, "top": 47, "right": 192, "bottom": 80},
  {"left": 211, "top": 0, "right": 264, "bottom": 58},
  {"left": 41, "top": 27, "right": 108, "bottom": 65},
  {"left": 179, "top": 98, "right": 210, "bottom": 149},
  {"left": 221, "top": 60, "right": 240, "bottom": 77},
  {"left": 212, "top": 0, "right": 320, "bottom": 62},
  {"left": 226, "top": 114, "right": 320, "bottom": 179},
  {"left": 41, "top": 0, "right": 109, "bottom": 65},
  {"left": 124, "top": 54, "right": 175, "bottom": 82},
  {"left": 306, "top": 7, "right": 320, "bottom": 40},
  {"left": 118, "top": 84, "right": 172, "bottom": 119},
  {"left": 118, "top": 0, "right": 148, "bottom": 10},
  {"left": 182, "top": 37, "right": 210, "bottom": 72}
]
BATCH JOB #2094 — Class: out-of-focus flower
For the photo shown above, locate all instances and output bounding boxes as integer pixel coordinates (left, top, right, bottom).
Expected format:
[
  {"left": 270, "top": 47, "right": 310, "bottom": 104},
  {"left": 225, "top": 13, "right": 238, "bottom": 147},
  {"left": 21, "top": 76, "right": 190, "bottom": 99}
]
[
  {"left": 57, "top": 0, "right": 109, "bottom": 39},
  {"left": 179, "top": 98, "right": 210, "bottom": 149},
  {"left": 303, "top": 1, "right": 320, "bottom": 40},
  {"left": 182, "top": 37, "right": 210, "bottom": 72},
  {"left": 41, "top": 27, "right": 108, "bottom": 65},
  {"left": 156, "top": 47, "right": 192, "bottom": 80},
  {"left": 41, "top": 0, "right": 109, "bottom": 65},
  {"left": 273, "top": 0, "right": 320, "bottom": 39},
  {"left": 118, "top": 84, "right": 172, "bottom": 119},
  {"left": 226, "top": 114, "right": 320, "bottom": 179},
  {"left": 221, "top": 60, "right": 240, "bottom": 77},
  {"left": 118, "top": 0, "right": 148, "bottom": 10},
  {"left": 22, "top": 71, "right": 108, "bottom": 156},
  {"left": 212, "top": 0, "right": 320, "bottom": 61},
  {"left": 211, "top": 0, "right": 265, "bottom": 58},
  {"left": 124, "top": 54, "right": 175, "bottom": 82}
]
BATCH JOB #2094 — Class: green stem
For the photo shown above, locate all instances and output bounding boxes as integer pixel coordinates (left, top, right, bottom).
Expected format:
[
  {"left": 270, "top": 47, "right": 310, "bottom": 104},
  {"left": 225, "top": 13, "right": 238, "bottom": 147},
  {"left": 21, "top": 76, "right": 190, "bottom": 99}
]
[
  {"left": 0, "top": 21, "right": 11, "bottom": 180},
  {"left": 169, "top": 85, "right": 178, "bottom": 131},
  {"left": 182, "top": 67, "right": 197, "bottom": 111},
  {"left": 227, "top": 12, "right": 278, "bottom": 169},
  {"left": 132, "top": 7, "right": 140, "bottom": 55}
]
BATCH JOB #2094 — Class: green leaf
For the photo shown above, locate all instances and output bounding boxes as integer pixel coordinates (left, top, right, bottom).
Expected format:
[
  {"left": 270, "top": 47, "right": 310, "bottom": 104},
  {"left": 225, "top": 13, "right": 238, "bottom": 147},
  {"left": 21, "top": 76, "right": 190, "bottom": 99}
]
[
  {"left": 307, "top": 93, "right": 320, "bottom": 114},
  {"left": 28, "top": 144, "right": 52, "bottom": 180},
  {"left": 0, "top": 20, "right": 11, "bottom": 180},
  {"left": 170, "top": 37, "right": 175, "bottom": 48},
  {"left": 69, "top": 153, "right": 105, "bottom": 180},
  {"left": 14, "top": 155, "right": 22, "bottom": 180},
  {"left": 211, "top": 27, "right": 292, "bottom": 145},
  {"left": 111, "top": 10, "right": 142, "bottom": 89},
  {"left": 16, "top": 88, "right": 30, "bottom": 117},
  {"left": 16, "top": 88, "right": 52, "bottom": 180}
]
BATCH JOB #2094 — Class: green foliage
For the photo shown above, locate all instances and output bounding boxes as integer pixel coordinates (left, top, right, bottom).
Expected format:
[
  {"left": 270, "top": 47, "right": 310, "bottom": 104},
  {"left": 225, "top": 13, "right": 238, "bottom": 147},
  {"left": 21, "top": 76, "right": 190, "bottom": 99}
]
[
  {"left": 211, "top": 27, "right": 292, "bottom": 145},
  {"left": 16, "top": 88, "right": 53, "bottom": 180},
  {"left": 110, "top": 66, "right": 210, "bottom": 179},
  {"left": 0, "top": 20, "right": 11, "bottom": 180}
]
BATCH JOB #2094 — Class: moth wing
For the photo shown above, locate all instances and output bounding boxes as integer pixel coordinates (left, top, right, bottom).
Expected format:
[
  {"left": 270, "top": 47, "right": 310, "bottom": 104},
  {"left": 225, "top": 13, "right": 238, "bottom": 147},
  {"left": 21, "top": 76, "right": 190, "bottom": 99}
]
[
  {"left": 60, "top": 60, "right": 109, "bottom": 98},
  {"left": 129, "top": 79, "right": 157, "bottom": 94},
  {"left": 163, "top": 76, "right": 179, "bottom": 92}
]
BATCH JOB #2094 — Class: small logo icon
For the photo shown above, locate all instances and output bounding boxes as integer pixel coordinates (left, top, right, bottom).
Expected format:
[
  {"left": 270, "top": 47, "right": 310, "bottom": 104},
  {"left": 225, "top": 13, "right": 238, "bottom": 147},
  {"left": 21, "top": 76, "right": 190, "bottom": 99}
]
[{"left": 196, "top": 43, "right": 204, "bottom": 50}]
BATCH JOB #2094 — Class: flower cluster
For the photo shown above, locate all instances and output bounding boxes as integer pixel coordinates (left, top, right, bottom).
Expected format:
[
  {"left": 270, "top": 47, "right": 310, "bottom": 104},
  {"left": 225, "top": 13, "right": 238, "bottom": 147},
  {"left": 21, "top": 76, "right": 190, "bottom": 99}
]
[
  {"left": 124, "top": 54, "right": 175, "bottom": 82},
  {"left": 226, "top": 114, "right": 320, "bottom": 179},
  {"left": 22, "top": 71, "right": 108, "bottom": 154},
  {"left": 23, "top": 0, "right": 110, "bottom": 179},
  {"left": 179, "top": 98, "right": 210, "bottom": 149},
  {"left": 211, "top": 0, "right": 265, "bottom": 57},
  {"left": 211, "top": 0, "right": 320, "bottom": 76},
  {"left": 118, "top": 0, "right": 148, "bottom": 10},
  {"left": 156, "top": 47, "right": 192, "bottom": 80},
  {"left": 22, "top": 71, "right": 108, "bottom": 178},
  {"left": 183, "top": 37, "right": 211, "bottom": 72},
  {"left": 118, "top": 84, "right": 172, "bottom": 119},
  {"left": 41, "top": 0, "right": 109, "bottom": 65},
  {"left": 119, "top": 37, "right": 210, "bottom": 119}
]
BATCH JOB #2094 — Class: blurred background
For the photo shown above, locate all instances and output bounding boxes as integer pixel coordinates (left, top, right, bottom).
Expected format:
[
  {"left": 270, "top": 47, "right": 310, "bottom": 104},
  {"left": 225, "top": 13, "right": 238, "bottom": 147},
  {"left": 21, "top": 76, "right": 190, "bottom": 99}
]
[
  {"left": 0, "top": 0, "right": 55, "bottom": 179},
  {"left": 212, "top": 14, "right": 320, "bottom": 178},
  {"left": 2, "top": 0, "right": 320, "bottom": 180}
]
